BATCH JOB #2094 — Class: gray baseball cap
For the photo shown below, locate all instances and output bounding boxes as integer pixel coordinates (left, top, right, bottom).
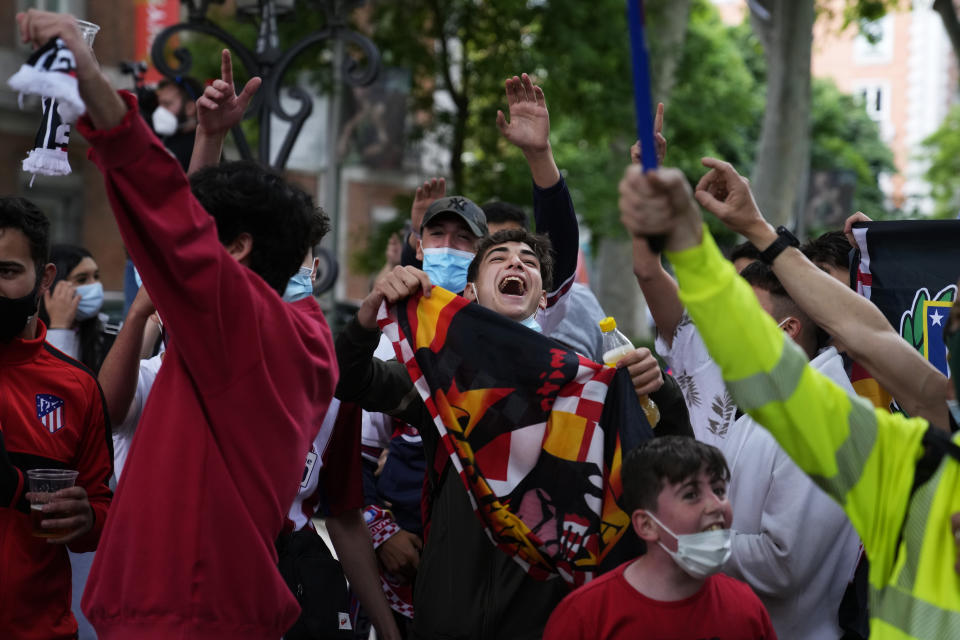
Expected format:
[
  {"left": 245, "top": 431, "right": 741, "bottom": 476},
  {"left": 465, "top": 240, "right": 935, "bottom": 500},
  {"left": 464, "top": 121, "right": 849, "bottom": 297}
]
[{"left": 421, "top": 196, "right": 488, "bottom": 238}]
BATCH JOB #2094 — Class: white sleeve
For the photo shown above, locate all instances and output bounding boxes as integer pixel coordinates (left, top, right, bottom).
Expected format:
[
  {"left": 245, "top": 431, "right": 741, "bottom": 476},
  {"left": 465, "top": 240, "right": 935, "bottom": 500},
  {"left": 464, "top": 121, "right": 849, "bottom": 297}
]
[
  {"left": 114, "top": 355, "right": 163, "bottom": 437},
  {"left": 654, "top": 313, "right": 737, "bottom": 444},
  {"left": 46, "top": 328, "right": 80, "bottom": 359}
]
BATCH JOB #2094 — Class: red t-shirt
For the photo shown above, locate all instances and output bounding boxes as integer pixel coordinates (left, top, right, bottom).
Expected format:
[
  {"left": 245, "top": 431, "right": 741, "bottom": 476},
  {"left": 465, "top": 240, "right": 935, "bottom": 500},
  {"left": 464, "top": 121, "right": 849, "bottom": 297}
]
[{"left": 544, "top": 562, "right": 776, "bottom": 640}]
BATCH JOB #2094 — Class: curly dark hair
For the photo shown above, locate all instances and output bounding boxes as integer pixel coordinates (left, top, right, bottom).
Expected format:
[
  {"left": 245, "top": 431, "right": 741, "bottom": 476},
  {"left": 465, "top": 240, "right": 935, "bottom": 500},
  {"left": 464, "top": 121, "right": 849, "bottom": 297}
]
[
  {"left": 622, "top": 436, "right": 730, "bottom": 514},
  {"left": 466, "top": 228, "right": 554, "bottom": 292},
  {"left": 189, "top": 161, "right": 330, "bottom": 295},
  {"left": 0, "top": 196, "right": 50, "bottom": 277}
]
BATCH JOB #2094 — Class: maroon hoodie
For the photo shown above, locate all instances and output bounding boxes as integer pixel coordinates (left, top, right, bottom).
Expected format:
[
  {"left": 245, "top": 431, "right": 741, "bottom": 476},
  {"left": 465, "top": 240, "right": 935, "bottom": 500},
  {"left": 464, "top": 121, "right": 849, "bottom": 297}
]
[{"left": 78, "top": 93, "right": 338, "bottom": 639}]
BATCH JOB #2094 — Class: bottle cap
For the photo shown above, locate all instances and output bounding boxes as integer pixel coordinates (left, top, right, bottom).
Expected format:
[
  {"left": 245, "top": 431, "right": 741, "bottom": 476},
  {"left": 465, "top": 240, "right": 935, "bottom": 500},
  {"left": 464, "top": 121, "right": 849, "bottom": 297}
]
[{"left": 598, "top": 316, "right": 617, "bottom": 332}]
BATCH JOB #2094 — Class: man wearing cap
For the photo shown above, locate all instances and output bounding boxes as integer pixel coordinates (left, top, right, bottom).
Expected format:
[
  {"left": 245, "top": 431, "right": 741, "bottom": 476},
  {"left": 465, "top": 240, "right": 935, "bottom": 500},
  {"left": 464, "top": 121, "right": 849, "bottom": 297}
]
[{"left": 336, "top": 226, "right": 569, "bottom": 639}]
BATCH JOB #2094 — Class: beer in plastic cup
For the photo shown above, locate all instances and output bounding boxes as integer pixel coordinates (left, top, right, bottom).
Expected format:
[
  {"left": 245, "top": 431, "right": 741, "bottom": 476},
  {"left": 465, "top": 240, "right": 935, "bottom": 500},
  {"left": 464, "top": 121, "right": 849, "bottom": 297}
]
[{"left": 26, "top": 469, "right": 79, "bottom": 538}]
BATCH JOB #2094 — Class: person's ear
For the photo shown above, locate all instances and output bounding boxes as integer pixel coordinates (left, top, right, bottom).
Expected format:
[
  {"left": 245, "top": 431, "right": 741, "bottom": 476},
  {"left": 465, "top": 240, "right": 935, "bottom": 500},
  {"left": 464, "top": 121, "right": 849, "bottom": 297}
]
[
  {"left": 415, "top": 239, "right": 424, "bottom": 262},
  {"left": 464, "top": 282, "right": 478, "bottom": 303},
  {"left": 38, "top": 263, "right": 56, "bottom": 297},
  {"left": 631, "top": 509, "right": 659, "bottom": 542},
  {"left": 779, "top": 316, "right": 801, "bottom": 341},
  {"left": 226, "top": 232, "right": 253, "bottom": 264},
  {"left": 537, "top": 291, "right": 547, "bottom": 312}
]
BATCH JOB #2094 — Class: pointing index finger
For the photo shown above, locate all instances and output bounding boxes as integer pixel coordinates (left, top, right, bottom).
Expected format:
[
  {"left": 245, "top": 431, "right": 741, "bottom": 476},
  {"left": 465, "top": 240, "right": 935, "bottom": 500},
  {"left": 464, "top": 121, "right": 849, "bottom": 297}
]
[{"left": 220, "top": 49, "right": 234, "bottom": 91}]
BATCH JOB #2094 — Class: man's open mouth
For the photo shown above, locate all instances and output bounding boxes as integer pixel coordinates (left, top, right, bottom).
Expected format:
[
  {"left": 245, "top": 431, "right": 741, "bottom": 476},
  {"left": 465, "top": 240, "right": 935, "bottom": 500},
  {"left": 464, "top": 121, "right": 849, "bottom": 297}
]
[{"left": 498, "top": 275, "right": 526, "bottom": 296}]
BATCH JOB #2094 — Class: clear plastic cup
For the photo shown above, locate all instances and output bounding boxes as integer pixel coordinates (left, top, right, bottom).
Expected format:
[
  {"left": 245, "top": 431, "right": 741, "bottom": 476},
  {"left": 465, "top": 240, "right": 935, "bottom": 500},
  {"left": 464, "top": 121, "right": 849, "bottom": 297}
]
[
  {"left": 26, "top": 469, "right": 79, "bottom": 538},
  {"left": 75, "top": 19, "right": 100, "bottom": 47}
]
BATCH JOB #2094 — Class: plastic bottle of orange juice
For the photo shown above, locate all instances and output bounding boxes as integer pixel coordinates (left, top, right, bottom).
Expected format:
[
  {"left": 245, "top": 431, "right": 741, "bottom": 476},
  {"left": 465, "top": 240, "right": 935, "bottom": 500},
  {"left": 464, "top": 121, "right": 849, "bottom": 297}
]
[{"left": 599, "top": 316, "right": 660, "bottom": 427}]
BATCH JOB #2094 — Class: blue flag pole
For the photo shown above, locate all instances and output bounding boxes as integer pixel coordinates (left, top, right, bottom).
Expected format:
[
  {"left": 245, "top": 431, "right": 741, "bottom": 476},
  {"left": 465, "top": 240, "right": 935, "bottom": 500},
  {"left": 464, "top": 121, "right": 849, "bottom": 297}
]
[{"left": 627, "top": 0, "right": 657, "bottom": 172}]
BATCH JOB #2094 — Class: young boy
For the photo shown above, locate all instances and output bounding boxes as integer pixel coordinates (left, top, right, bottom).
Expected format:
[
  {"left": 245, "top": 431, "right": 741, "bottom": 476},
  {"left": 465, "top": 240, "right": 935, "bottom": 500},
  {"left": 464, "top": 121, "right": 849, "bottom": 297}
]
[{"left": 543, "top": 436, "right": 776, "bottom": 639}]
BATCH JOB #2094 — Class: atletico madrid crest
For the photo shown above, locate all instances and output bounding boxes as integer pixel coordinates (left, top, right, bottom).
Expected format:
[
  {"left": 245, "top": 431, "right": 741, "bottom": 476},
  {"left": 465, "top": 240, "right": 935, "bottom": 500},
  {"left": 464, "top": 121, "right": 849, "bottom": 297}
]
[{"left": 36, "top": 393, "right": 66, "bottom": 433}]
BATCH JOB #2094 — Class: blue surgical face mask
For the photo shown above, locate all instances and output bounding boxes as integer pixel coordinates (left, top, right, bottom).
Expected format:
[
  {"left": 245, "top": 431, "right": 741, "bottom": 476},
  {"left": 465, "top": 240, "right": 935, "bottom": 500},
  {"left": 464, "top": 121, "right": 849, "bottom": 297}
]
[
  {"left": 470, "top": 283, "right": 542, "bottom": 332},
  {"left": 422, "top": 247, "right": 474, "bottom": 294},
  {"left": 520, "top": 311, "right": 542, "bottom": 333},
  {"left": 283, "top": 266, "right": 314, "bottom": 303},
  {"left": 74, "top": 282, "right": 104, "bottom": 321}
]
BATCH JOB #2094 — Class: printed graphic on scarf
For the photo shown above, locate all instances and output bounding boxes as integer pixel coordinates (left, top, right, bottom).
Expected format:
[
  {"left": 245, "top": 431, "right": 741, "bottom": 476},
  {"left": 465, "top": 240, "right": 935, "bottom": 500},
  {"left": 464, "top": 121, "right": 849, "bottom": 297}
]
[{"left": 378, "top": 287, "right": 653, "bottom": 587}]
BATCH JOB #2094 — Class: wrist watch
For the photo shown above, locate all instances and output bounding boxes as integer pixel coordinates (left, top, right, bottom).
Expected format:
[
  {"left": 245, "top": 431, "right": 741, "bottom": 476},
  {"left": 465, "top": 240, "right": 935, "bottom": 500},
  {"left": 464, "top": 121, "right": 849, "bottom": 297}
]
[{"left": 758, "top": 226, "right": 799, "bottom": 265}]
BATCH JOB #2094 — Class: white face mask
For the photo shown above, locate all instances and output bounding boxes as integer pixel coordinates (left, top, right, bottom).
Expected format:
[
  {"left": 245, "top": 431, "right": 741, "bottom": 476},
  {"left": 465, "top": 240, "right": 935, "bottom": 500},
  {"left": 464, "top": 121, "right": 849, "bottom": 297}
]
[
  {"left": 646, "top": 511, "right": 732, "bottom": 579},
  {"left": 152, "top": 106, "right": 178, "bottom": 137},
  {"left": 470, "top": 283, "right": 541, "bottom": 333}
]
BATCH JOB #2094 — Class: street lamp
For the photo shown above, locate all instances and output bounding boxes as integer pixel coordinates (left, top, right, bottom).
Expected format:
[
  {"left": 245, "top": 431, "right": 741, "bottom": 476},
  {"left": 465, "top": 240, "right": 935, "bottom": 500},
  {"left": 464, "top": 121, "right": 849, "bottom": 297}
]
[{"left": 150, "top": 0, "right": 380, "bottom": 170}]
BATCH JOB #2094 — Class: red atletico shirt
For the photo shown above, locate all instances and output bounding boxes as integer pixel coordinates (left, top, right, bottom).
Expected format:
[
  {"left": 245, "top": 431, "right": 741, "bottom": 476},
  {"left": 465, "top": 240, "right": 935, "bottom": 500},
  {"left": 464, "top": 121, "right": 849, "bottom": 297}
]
[{"left": 0, "top": 321, "right": 113, "bottom": 639}]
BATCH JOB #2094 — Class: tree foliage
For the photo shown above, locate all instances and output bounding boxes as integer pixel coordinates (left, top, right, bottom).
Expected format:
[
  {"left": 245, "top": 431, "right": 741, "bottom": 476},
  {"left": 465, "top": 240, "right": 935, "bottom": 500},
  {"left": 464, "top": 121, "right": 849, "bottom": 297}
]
[
  {"left": 809, "top": 77, "right": 895, "bottom": 217},
  {"left": 922, "top": 105, "right": 960, "bottom": 219}
]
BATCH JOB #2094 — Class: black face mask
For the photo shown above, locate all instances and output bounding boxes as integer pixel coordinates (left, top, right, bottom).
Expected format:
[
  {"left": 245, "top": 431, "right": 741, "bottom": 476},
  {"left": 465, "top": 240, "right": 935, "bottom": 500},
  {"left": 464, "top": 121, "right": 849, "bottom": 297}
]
[{"left": 0, "top": 278, "right": 40, "bottom": 342}]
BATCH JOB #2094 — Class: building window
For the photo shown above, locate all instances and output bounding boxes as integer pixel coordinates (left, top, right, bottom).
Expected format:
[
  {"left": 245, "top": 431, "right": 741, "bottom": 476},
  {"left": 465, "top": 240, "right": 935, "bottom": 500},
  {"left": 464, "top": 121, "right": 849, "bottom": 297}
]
[
  {"left": 854, "top": 15, "right": 894, "bottom": 64},
  {"left": 854, "top": 81, "right": 894, "bottom": 140}
]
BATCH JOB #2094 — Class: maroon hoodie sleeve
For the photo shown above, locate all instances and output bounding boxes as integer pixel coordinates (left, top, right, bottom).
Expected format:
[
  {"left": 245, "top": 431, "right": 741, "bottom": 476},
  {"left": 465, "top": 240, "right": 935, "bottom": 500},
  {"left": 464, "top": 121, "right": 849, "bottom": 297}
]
[{"left": 76, "top": 92, "right": 267, "bottom": 388}]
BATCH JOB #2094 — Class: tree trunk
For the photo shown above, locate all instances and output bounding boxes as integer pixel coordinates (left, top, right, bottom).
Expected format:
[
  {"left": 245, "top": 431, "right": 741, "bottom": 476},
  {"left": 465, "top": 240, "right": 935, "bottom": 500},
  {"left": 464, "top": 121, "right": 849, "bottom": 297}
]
[
  {"left": 646, "top": 0, "right": 694, "bottom": 105},
  {"left": 750, "top": 0, "right": 814, "bottom": 228},
  {"left": 595, "top": 0, "right": 692, "bottom": 339}
]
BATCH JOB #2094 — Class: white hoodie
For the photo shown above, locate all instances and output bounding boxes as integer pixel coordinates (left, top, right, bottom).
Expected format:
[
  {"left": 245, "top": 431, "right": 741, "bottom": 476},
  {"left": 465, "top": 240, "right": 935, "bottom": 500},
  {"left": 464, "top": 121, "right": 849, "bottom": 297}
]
[{"left": 659, "top": 318, "right": 861, "bottom": 639}]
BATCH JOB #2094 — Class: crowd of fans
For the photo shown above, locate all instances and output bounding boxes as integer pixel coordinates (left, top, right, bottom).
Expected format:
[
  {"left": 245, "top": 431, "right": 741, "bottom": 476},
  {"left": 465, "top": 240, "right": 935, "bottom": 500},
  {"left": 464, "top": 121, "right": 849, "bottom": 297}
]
[{"left": 2, "top": 9, "right": 959, "bottom": 640}]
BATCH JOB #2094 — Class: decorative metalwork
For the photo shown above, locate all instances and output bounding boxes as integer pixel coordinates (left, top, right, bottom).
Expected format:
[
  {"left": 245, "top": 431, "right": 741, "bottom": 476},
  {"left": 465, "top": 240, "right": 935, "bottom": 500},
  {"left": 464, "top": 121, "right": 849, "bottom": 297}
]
[{"left": 150, "top": 0, "right": 380, "bottom": 170}]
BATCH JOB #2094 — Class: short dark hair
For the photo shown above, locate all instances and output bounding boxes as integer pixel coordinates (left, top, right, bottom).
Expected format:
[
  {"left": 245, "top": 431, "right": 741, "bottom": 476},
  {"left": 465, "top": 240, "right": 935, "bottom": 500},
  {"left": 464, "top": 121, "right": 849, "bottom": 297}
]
[
  {"left": 740, "top": 260, "right": 788, "bottom": 299},
  {"left": 741, "top": 260, "right": 826, "bottom": 352},
  {"left": 466, "top": 228, "right": 554, "bottom": 292},
  {"left": 0, "top": 196, "right": 50, "bottom": 275},
  {"left": 729, "top": 240, "right": 761, "bottom": 265},
  {"left": 622, "top": 436, "right": 729, "bottom": 514},
  {"left": 189, "top": 161, "right": 329, "bottom": 295},
  {"left": 482, "top": 201, "right": 529, "bottom": 229},
  {"left": 801, "top": 231, "right": 851, "bottom": 273}
]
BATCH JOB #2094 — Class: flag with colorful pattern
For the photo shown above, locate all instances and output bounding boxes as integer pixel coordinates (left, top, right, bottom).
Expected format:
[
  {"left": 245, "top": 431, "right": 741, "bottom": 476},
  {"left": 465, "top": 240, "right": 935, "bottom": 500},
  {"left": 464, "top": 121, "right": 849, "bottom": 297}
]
[
  {"left": 378, "top": 287, "right": 653, "bottom": 587},
  {"left": 851, "top": 220, "right": 960, "bottom": 410}
]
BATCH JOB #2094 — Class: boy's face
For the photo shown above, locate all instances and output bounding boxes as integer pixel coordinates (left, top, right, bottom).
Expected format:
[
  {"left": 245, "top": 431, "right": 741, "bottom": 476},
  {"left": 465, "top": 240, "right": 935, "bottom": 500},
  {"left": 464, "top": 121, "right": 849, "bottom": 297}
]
[
  {"left": 645, "top": 467, "right": 732, "bottom": 551},
  {"left": 464, "top": 240, "right": 546, "bottom": 322}
]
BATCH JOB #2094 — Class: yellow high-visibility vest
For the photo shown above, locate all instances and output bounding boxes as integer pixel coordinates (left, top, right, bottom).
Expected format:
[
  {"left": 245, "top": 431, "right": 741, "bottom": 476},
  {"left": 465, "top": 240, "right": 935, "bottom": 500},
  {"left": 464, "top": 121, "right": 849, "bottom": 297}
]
[{"left": 667, "top": 229, "right": 960, "bottom": 640}]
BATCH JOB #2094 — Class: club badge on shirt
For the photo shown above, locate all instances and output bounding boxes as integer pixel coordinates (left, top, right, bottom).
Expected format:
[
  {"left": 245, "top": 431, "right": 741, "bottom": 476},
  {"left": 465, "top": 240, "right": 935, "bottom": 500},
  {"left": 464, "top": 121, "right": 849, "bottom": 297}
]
[{"left": 36, "top": 393, "right": 66, "bottom": 433}]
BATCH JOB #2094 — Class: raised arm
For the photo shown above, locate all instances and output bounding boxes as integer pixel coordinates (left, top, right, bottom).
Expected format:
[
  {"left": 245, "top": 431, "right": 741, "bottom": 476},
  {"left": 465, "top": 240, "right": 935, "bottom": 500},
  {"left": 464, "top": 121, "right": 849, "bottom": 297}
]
[
  {"left": 694, "top": 157, "right": 950, "bottom": 429},
  {"left": 498, "top": 73, "right": 578, "bottom": 296},
  {"left": 403, "top": 178, "right": 446, "bottom": 261},
  {"left": 98, "top": 286, "right": 155, "bottom": 428},
  {"left": 618, "top": 165, "right": 929, "bottom": 578},
  {"left": 625, "top": 105, "right": 683, "bottom": 342},
  {"left": 187, "top": 49, "right": 261, "bottom": 176}
]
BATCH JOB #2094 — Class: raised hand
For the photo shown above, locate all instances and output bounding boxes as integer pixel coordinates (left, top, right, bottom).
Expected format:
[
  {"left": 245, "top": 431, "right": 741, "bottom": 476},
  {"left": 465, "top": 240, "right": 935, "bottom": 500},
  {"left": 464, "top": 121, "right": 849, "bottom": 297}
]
[
  {"left": 196, "top": 49, "right": 261, "bottom": 137},
  {"left": 411, "top": 177, "right": 446, "bottom": 236},
  {"left": 44, "top": 281, "right": 79, "bottom": 329},
  {"left": 843, "top": 211, "right": 871, "bottom": 248},
  {"left": 619, "top": 165, "right": 703, "bottom": 252},
  {"left": 496, "top": 73, "right": 550, "bottom": 155},
  {"left": 694, "top": 157, "right": 768, "bottom": 240},
  {"left": 630, "top": 102, "right": 667, "bottom": 169}
]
